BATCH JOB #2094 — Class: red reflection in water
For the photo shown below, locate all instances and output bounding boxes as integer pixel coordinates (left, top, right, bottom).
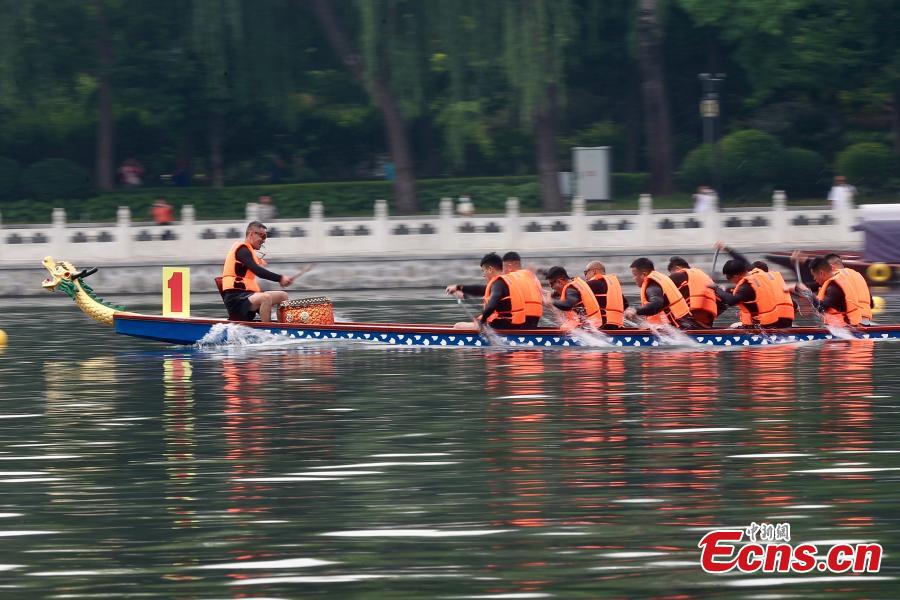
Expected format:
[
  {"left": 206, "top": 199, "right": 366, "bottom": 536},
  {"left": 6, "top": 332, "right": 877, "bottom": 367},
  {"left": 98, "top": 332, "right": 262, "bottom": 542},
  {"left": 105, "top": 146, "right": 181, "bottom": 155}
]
[
  {"left": 640, "top": 351, "right": 723, "bottom": 528},
  {"left": 734, "top": 345, "right": 800, "bottom": 507},
  {"left": 819, "top": 340, "right": 875, "bottom": 455}
]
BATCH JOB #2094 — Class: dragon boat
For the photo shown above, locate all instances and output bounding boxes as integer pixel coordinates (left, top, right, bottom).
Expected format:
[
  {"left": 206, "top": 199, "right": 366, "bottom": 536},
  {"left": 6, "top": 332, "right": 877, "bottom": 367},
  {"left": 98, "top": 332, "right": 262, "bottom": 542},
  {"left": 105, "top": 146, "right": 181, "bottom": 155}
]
[{"left": 42, "top": 257, "right": 900, "bottom": 348}]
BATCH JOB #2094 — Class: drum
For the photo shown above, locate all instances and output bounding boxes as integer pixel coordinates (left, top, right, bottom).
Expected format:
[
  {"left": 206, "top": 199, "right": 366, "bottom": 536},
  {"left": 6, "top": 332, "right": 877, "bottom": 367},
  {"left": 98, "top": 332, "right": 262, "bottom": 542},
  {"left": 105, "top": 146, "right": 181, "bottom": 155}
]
[{"left": 277, "top": 297, "right": 334, "bottom": 325}]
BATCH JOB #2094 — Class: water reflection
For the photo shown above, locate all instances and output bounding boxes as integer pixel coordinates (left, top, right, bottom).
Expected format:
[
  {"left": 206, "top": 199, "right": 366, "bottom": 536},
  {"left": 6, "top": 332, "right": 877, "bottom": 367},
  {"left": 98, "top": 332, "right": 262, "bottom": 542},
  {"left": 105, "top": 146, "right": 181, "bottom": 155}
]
[{"left": 3, "top": 297, "right": 900, "bottom": 597}]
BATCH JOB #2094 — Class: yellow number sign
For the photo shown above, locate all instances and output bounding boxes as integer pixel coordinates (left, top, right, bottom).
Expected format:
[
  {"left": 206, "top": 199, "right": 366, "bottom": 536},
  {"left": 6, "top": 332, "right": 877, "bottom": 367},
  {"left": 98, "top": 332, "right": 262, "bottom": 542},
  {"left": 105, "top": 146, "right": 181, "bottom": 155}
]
[{"left": 162, "top": 267, "right": 191, "bottom": 317}]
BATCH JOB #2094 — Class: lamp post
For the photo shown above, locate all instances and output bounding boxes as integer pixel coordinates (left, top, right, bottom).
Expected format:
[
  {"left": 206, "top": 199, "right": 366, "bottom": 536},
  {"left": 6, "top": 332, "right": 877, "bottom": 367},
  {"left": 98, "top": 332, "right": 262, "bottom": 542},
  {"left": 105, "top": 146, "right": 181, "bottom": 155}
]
[{"left": 698, "top": 73, "right": 725, "bottom": 197}]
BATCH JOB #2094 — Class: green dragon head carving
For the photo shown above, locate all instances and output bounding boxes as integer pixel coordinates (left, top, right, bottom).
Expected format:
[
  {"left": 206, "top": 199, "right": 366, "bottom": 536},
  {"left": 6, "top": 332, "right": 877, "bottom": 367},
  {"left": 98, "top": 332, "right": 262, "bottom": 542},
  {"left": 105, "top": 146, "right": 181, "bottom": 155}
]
[{"left": 41, "top": 256, "right": 126, "bottom": 325}]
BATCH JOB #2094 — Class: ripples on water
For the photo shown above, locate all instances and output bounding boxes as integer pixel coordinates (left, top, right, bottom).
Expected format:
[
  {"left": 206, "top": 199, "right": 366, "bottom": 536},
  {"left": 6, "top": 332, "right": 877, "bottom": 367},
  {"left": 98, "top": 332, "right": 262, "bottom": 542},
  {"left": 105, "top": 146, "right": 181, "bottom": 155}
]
[{"left": 0, "top": 290, "right": 899, "bottom": 597}]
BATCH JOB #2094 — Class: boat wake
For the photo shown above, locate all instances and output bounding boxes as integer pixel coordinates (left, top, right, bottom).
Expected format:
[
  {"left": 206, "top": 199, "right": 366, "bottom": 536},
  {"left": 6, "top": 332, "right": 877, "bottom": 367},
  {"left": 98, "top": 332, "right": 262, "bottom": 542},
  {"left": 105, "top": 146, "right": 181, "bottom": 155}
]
[{"left": 196, "top": 323, "right": 303, "bottom": 348}]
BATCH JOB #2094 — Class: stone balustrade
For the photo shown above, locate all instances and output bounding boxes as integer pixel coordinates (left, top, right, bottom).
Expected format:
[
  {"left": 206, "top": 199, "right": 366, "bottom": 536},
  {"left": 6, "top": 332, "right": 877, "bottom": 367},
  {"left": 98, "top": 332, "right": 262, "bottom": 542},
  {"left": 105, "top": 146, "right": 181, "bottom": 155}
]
[{"left": 0, "top": 192, "right": 862, "bottom": 265}]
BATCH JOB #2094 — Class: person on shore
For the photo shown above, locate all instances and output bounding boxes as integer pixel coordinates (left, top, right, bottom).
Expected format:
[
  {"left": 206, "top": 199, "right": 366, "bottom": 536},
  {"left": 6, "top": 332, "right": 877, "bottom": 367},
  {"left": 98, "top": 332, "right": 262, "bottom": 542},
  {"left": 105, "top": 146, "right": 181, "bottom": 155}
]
[
  {"left": 792, "top": 257, "right": 863, "bottom": 328},
  {"left": 624, "top": 258, "right": 699, "bottom": 328},
  {"left": 583, "top": 261, "right": 627, "bottom": 328},
  {"left": 666, "top": 256, "right": 719, "bottom": 327},
  {"left": 828, "top": 175, "right": 857, "bottom": 211},
  {"left": 151, "top": 198, "right": 175, "bottom": 225},
  {"left": 715, "top": 242, "right": 795, "bottom": 326},
  {"left": 445, "top": 252, "right": 538, "bottom": 329},
  {"left": 544, "top": 266, "right": 602, "bottom": 330},
  {"left": 824, "top": 253, "right": 873, "bottom": 324},
  {"left": 712, "top": 260, "right": 786, "bottom": 328},
  {"left": 502, "top": 251, "right": 544, "bottom": 324},
  {"left": 221, "top": 221, "right": 294, "bottom": 322}
]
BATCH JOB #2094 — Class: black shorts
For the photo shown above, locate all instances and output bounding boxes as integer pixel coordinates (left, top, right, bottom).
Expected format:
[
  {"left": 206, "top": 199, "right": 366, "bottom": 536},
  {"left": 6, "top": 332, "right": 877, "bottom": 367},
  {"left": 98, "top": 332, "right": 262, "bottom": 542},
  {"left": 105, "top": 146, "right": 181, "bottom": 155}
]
[{"left": 223, "top": 291, "right": 257, "bottom": 321}]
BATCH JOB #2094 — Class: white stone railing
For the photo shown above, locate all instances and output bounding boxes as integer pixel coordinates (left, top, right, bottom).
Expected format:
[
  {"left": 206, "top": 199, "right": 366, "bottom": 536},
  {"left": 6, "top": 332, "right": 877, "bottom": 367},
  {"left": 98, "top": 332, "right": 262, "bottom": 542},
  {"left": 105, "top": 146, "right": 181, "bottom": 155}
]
[{"left": 0, "top": 192, "right": 863, "bottom": 265}]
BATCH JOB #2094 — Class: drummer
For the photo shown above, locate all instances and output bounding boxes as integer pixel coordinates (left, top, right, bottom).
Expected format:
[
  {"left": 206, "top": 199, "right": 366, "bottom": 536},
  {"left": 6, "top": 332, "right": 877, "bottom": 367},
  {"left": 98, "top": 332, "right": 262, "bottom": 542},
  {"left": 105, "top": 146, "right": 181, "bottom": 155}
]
[{"left": 221, "top": 221, "right": 294, "bottom": 322}]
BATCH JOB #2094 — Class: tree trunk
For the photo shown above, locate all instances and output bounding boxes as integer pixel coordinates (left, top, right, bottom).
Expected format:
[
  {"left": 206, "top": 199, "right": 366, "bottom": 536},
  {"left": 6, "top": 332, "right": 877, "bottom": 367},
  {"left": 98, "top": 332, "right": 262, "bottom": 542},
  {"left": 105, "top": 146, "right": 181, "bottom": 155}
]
[
  {"left": 535, "top": 87, "right": 563, "bottom": 212},
  {"left": 635, "top": 0, "right": 674, "bottom": 195},
  {"left": 208, "top": 111, "right": 225, "bottom": 188},
  {"left": 307, "top": 0, "right": 418, "bottom": 214},
  {"left": 94, "top": 0, "right": 114, "bottom": 191},
  {"left": 892, "top": 91, "right": 900, "bottom": 155}
]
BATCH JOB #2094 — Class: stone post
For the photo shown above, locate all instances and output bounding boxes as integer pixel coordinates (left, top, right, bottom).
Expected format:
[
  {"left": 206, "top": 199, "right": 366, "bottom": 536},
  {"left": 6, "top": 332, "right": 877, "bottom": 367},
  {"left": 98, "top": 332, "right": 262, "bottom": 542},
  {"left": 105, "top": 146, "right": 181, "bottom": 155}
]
[
  {"left": 772, "top": 190, "right": 787, "bottom": 244},
  {"left": 52, "top": 207, "right": 67, "bottom": 257},
  {"left": 505, "top": 196, "right": 520, "bottom": 249},
  {"left": 374, "top": 199, "right": 389, "bottom": 252},
  {"left": 439, "top": 197, "right": 454, "bottom": 252},
  {"left": 180, "top": 205, "right": 195, "bottom": 257},
  {"left": 309, "top": 201, "right": 324, "bottom": 253},
  {"left": 571, "top": 195, "right": 586, "bottom": 247},
  {"left": 704, "top": 191, "right": 720, "bottom": 245},
  {"left": 116, "top": 206, "right": 132, "bottom": 258},
  {"left": 638, "top": 194, "right": 654, "bottom": 245}
]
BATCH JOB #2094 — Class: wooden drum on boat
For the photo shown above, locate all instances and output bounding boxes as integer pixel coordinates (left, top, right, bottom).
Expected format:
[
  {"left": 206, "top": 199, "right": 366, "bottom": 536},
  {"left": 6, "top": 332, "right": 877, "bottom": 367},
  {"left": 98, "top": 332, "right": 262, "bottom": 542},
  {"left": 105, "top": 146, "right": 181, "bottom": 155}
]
[{"left": 277, "top": 297, "right": 334, "bottom": 325}]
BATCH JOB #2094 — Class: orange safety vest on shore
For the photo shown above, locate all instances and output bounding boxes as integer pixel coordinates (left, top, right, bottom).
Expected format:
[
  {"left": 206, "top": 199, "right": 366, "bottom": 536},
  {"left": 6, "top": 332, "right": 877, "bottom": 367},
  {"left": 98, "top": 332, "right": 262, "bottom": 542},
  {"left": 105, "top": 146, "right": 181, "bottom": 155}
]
[
  {"left": 560, "top": 277, "right": 603, "bottom": 329},
  {"left": 640, "top": 271, "right": 691, "bottom": 326},
  {"left": 588, "top": 273, "right": 625, "bottom": 327},
  {"left": 736, "top": 269, "right": 780, "bottom": 326},
  {"left": 507, "top": 269, "right": 544, "bottom": 319},
  {"left": 483, "top": 274, "right": 526, "bottom": 325},
  {"left": 818, "top": 271, "right": 862, "bottom": 327},
  {"left": 222, "top": 241, "right": 266, "bottom": 292},
  {"left": 766, "top": 270, "right": 795, "bottom": 322},
  {"left": 839, "top": 268, "right": 872, "bottom": 321},
  {"left": 675, "top": 267, "right": 718, "bottom": 317}
]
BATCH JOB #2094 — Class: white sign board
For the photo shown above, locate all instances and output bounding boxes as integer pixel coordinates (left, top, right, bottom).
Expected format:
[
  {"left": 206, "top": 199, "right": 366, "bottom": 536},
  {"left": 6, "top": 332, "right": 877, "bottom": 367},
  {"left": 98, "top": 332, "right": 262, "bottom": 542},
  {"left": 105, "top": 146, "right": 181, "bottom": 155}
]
[{"left": 574, "top": 146, "right": 611, "bottom": 201}]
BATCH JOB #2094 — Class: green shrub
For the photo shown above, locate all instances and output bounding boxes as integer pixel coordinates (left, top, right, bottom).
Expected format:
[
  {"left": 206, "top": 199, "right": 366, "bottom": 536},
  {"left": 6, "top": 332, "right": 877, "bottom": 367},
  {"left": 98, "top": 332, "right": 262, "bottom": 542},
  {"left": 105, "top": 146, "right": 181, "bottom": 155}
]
[
  {"left": 22, "top": 158, "right": 94, "bottom": 201},
  {"left": 836, "top": 142, "right": 894, "bottom": 191},
  {"left": 721, "top": 129, "right": 784, "bottom": 199},
  {"left": 779, "top": 147, "right": 827, "bottom": 198},
  {"left": 0, "top": 157, "right": 19, "bottom": 200},
  {"left": 678, "top": 144, "right": 713, "bottom": 192},
  {"left": 612, "top": 172, "right": 650, "bottom": 199}
]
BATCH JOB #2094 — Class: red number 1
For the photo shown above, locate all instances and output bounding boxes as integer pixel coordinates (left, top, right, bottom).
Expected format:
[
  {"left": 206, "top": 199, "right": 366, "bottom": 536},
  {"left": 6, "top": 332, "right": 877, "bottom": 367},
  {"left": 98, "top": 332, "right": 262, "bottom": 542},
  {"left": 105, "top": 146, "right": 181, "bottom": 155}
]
[{"left": 168, "top": 271, "right": 183, "bottom": 313}]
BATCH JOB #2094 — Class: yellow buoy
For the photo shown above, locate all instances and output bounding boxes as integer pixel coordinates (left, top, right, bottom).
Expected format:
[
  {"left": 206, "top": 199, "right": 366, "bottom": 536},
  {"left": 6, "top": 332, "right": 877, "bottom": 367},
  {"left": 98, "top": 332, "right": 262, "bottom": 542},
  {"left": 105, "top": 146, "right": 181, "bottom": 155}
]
[
  {"left": 872, "top": 295, "right": 886, "bottom": 314},
  {"left": 867, "top": 263, "right": 892, "bottom": 283},
  {"left": 0, "top": 329, "right": 7, "bottom": 347}
]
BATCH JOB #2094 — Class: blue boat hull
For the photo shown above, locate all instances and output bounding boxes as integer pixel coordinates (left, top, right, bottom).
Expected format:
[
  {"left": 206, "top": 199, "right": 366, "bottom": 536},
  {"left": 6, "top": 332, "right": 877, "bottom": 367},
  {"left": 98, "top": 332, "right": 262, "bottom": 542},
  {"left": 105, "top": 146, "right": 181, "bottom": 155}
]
[{"left": 113, "top": 314, "right": 900, "bottom": 348}]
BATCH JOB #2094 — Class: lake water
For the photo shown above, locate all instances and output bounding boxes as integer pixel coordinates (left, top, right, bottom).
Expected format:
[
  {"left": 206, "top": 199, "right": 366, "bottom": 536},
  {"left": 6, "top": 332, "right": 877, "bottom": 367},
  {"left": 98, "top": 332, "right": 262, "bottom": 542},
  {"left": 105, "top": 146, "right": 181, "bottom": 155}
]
[{"left": 1, "top": 289, "right": 899, "bottom": 598}]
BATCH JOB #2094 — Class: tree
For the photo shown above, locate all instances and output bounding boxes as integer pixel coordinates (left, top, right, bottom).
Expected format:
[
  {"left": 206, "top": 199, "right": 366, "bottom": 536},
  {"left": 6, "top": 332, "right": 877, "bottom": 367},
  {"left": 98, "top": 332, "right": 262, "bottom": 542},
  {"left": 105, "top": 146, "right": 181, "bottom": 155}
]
[
  {"left": 91, "top": 0, "right": 115, "bottom": 191},
  {"left": 308, "top": 0, "right": 418, "bottom": 214},
  {"left": 635, "top": 0, "right": 674, "bottom": 195}
]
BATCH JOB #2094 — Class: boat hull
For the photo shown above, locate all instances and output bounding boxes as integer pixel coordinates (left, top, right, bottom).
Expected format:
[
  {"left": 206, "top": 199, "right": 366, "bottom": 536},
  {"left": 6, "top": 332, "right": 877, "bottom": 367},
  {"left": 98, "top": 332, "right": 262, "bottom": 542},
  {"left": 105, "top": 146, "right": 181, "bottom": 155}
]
[{"left": 113, "top": 314, "right": 900, "bottom": 348}]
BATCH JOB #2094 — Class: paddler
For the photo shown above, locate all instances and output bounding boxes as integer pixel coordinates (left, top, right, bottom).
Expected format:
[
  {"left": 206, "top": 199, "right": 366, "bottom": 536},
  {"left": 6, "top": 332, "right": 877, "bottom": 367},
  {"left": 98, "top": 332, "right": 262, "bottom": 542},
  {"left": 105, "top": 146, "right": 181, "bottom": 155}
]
[
  {"left": 824, "top": 253, "right": 873, "bottom": 324},
  {"left": 582, "top": 261, "right": 627, "bottom": 328},
  {"left": 445, "top": 252, "right": 539, "bottom": 329},
  {"left": 711, "top": 259, "right": 785, "bottom": 328},
  {"left": 544, "top": 266, "right": 603, "bottom": 330},
  {"left": 221, "top": 221, "right": 295, "bottom": 322},
  {"left": 502, "top": 251, "right": 544, "bottom": 323},
  {"left": 715, "top": 242, "right": 795, "bottom": 326},
  {"left": 666, "top": 256, "right": 720, "bottom": 327},
  {"left": 623, "top": 258, "right": 700, "bottom": 328},
  {"left": 792, "top": 257, "right": 863, "bottom": 327}
]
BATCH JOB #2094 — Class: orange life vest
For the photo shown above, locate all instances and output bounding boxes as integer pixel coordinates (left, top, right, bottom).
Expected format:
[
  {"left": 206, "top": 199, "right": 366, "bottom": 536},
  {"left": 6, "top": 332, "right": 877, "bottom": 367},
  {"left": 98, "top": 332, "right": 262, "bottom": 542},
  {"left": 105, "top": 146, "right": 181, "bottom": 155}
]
[
  {"left": 736, "top": 269, "right": 780, "bottom": 326},
  {"left": 839, "top": 268, "right": 872, "bottom": 321},
  {"left": 588, "top": 273, "right": 625, "bottom": 327},
  {"left": 766, "top": 270, "right": 795, "bottom": 322},
  {"left": 221, "top": 241, "right": 266, "bottom": 292},
  {"left": 507, "top": 269, "right": 544, "bottom": 319},
  {"left": 560, "top": 277, "right": 603, "bottom": 329},
  {"left": 675, "top": 267, "right": 718, "bottom": 317},
  {"left": 817, "top": 271, "right": 862, "bottom": 327},
  {"left": 483, "top": 274, "right": 526, "bottom": 325},
  {"left": 639, "top": 271, "right": 691, "bottom": 326}
]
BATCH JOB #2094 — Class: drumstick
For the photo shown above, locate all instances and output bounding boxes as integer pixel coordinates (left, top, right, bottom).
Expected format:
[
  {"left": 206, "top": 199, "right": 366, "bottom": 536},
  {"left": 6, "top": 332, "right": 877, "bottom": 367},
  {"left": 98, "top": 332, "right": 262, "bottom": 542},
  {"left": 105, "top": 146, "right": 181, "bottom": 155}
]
[{"left": 292, "top": 265, "right": 313, "bottom": 279}]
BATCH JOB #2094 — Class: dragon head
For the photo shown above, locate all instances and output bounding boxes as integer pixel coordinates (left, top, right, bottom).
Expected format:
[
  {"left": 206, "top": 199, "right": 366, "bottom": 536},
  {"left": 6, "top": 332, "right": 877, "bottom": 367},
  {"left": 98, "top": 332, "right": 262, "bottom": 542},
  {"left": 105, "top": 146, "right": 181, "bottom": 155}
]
[{"left": 42, "top": 256, "right": 78, "bottom": 296}]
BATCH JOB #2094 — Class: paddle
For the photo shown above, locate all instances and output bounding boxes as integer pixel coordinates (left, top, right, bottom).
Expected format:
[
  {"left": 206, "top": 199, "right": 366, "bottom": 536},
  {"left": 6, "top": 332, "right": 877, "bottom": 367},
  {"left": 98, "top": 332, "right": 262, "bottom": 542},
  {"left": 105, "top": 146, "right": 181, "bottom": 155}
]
[
  {"left": 292, "top": 265, "right": 314, "bottom": 279},
  {"left": 711, "top": 247, "right": 721, "bottom": 278}
]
